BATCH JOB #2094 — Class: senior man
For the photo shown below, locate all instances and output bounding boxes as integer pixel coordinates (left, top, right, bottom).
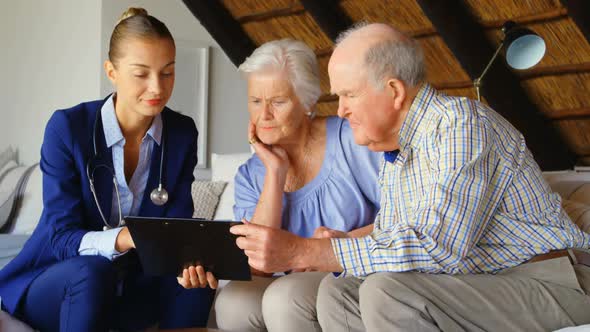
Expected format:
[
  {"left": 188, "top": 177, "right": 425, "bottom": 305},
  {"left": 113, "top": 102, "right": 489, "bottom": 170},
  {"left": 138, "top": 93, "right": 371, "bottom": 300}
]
[{"left": 231, "top": 22, "right": 590, "bottom": 332}]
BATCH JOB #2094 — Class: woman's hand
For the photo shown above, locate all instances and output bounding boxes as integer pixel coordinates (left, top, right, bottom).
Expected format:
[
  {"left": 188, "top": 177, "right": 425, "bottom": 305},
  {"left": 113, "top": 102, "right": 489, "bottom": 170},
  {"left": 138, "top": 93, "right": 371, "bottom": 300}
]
[
  {"left": 249, "top": 122, "right": 290, "bottom": 178},
  {"left": 177, "top": 265, "right": 218, "bottom": 289},
  {"left": 312, "top": 226, "right": 349, "bottom": 239},
  {"left": 290, "top": 226, "right": 349, "bottom": 273}
]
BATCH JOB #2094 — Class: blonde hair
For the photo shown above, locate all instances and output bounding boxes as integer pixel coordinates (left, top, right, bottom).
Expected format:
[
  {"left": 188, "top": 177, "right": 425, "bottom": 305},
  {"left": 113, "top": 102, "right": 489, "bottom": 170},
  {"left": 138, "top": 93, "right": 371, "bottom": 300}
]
[{"left": 108, "top": 7, "right": 174, "bottom": 64}]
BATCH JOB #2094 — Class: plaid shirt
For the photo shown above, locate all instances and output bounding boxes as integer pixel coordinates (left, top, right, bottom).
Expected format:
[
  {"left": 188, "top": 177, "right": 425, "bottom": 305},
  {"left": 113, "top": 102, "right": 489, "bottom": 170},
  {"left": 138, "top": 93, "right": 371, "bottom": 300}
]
[{"left": 332, "top": 84, "right": 590, "bottom": 278}]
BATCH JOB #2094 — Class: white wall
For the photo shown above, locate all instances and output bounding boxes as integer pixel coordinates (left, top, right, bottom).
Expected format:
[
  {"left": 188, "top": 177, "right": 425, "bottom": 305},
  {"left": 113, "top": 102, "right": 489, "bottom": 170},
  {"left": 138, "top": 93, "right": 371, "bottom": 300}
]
[
  {"left": 0, "top": 0, "right": 103, "bottom": 165},
  {"left": 0, "top": 0, "right": 249, "bottom": 178}
]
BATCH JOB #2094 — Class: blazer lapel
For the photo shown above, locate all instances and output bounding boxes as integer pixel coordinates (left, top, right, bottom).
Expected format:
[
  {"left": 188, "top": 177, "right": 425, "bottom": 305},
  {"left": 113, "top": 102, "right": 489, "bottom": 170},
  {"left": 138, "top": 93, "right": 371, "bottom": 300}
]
[{"left": 139, "top": 139, "right": 166, "bottom": 217}]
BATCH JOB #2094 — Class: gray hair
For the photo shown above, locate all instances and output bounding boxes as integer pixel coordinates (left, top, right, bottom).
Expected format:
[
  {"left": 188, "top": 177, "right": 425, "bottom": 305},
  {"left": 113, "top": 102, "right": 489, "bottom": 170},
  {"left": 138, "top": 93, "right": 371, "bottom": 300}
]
[
  {"left": 238, "top": 39, "right": 321, "bottom": 111},
  {"left": 336, "top": 22, "right": 425, "bottom": 88}
]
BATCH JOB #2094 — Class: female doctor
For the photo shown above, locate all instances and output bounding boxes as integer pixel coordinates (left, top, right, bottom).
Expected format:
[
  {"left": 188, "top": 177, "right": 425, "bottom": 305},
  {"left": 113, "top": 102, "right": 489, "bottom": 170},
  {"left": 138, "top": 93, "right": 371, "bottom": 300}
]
[{"left": 0, "top": 8, "right": 216, "bottom": 332}]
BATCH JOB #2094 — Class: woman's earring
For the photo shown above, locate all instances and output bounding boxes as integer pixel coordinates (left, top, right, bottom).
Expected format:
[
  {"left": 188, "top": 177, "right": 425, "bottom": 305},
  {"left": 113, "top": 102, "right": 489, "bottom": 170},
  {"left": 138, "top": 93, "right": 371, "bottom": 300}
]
[{"left": 306, "top": 111, "right": 316, "bottom": 119}]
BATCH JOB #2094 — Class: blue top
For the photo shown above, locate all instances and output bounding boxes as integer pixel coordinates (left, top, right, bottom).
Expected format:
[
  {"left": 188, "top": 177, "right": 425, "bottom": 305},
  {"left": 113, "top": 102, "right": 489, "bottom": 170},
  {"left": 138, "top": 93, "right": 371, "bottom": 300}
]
[
  {"left": 0, "top": 97, "right": 198, "bottom": 314},
  {"left": 234, "top": 117, "right": 382, "bottom": 238},
  {"left": 78, "top": 95, "right": 163, "bottom": 259}
]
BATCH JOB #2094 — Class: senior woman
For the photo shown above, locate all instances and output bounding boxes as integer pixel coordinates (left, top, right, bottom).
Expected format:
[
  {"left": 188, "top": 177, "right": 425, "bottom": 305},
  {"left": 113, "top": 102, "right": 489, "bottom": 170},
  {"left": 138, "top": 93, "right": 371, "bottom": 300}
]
[{"left": 197, "top": 39, "right": 381, "bottom": 331}]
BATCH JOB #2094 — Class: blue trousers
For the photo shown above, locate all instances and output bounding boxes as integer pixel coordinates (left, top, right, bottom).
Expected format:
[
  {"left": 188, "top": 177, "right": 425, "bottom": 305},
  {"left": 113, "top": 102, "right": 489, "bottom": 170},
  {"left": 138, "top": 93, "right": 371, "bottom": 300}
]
[{"left": 17, "top": 255, "right": 215, "bottom": 332}]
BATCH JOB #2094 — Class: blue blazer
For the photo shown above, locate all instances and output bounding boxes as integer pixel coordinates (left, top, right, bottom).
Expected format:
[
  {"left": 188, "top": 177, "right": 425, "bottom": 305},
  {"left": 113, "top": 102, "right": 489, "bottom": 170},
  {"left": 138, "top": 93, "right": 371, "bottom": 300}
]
[{"left": 0, "top": 98, "right": 198, "bottom": 314}]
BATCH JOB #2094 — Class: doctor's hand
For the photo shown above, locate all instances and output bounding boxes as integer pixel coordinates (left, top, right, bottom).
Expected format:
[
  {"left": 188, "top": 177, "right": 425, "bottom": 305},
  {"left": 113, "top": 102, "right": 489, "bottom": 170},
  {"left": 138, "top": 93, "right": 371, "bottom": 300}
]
[
  {"left": 177, "top": 265, "right": 218, "bottom": 289},
  {"left": 115, "top": 227, "right": 135, "bottom": 252},
  {"left": 249, "top": 122, "right": 290, "bottom": 178}
]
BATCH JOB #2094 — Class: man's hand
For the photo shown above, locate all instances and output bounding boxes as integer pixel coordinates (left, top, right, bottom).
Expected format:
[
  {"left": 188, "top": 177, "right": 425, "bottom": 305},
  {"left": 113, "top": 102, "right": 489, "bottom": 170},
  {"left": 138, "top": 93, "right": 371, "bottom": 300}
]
[
  {"left": 231, "top": 220, "right": 307, "bottom": 273},
  {"left": 231, "top": 220, "right": 344, "bottom": 273}
]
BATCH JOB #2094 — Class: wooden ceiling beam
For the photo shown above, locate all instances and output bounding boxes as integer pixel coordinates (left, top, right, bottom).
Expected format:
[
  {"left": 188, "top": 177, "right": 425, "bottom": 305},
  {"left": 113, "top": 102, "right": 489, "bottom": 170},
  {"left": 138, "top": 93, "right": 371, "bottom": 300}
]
[
  {"left": 546, "top": 107, "right": 590, "bottom": 120},
  {"left": 316, "top": 47, "right": 334, "bottom": 58},
  {"left": 519, "top": 62, "right": 590, "bottom": 79},
  {"left": 416, "top": 0, "right": 574, "bottom": 170},
  {"left": 411, "top": 28, "right": 438, "bottom": 38},
  {"left": 318, "top": 94, "right": 338, "bottom": 103},
  {"left": 182, "top": 0, "right": 256, "bottom": 67},
  {"left": 479, "top": 9, "right": 567, "bottom": 28},
  {"left": 432, "top": 62, "right": 590, "bottom": 89},
  {"left": 560, "top": 0, "right": 590, "bottom": 44},
  {"left": 300, "top": 0, "right": 353, "bottom": 41},
  {"left": 236, "top": 4, "right": 305, "bottom": 24}
]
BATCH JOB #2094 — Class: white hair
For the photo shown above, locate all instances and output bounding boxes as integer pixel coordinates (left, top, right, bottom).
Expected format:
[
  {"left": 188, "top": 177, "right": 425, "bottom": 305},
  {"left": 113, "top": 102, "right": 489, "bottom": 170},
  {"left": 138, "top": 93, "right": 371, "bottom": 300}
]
[
  {"left": 336, "top": 22, "right": 426, "bottom": 88},
  {"left": 238, "top": 39, "right": 321, "bottom": 111}
]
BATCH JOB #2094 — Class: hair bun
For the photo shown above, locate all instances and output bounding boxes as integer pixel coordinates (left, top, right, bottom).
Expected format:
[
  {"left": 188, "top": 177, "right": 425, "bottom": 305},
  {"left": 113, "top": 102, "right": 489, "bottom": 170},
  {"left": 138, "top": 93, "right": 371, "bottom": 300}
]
[{"left": 117, "top": 7, "right": 148, "bottom": 25}]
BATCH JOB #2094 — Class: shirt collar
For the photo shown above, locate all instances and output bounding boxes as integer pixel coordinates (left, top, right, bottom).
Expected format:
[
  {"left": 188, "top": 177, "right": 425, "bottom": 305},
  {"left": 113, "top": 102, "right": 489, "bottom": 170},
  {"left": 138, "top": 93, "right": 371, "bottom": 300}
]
[
  {"left": 101, "top": 94, "right": 163, "bottom": 148},
  {"left": 384, "top": 150, "right": 399, "bottom": 163},
  {"left": 397, "top": 83, "right": 437, "bottom": 150}
]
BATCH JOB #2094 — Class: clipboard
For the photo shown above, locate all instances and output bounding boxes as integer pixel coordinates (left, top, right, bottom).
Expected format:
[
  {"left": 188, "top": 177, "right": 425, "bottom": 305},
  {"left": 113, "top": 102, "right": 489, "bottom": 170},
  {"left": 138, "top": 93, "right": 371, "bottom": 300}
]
[{"left": 125, "top": 217, "right": 251, "bottom": 281}]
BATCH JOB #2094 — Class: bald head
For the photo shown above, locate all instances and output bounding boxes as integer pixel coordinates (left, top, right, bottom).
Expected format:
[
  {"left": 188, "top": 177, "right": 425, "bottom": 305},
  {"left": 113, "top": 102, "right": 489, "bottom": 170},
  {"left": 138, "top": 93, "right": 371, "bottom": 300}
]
[
  {"left": 330, "top": 22, "right": 425, "bottom": 90},
  {"left": 337, "top": 23, "right": 408, "bottom": 48},
  {"left": 328, "top": 23, "right": 424, "bottom": 152}
]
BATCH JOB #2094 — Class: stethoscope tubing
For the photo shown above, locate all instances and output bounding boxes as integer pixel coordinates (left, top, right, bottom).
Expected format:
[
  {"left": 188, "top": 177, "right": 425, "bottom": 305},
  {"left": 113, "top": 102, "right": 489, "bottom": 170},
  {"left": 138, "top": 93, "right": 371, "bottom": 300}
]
[{"left": 87, "top": 99, "right": 167, "bottom": 230}]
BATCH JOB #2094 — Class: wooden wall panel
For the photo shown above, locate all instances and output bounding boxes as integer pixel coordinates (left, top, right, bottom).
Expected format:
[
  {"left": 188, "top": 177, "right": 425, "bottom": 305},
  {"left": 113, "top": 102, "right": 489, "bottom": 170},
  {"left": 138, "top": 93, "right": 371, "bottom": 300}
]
[
  {"left": 462, "top": 0, "right": 562, "bottom": 23},
  {"left": 339, "top": 0, "right": 434, "bottom": 35},
  {"left": 317, "top": 54, "right": 331, "bottom": 95},
  {"left": 243, "top": 13, "right": 332, "bottom": 50},
  {"left": 554, "top": 119, "right": 590, "bottom": 156},
  {"left": 521, "top": 73, "right": 590, "bottom": 112},
  {"left": 222, "top": 0, "right": 299, "bottom": 18},
  {"left": 419, "top": 36, "right": 472, "bottom": 85},
  {"left": 316, "top": 100, "right": 338, "bottom": 117}
]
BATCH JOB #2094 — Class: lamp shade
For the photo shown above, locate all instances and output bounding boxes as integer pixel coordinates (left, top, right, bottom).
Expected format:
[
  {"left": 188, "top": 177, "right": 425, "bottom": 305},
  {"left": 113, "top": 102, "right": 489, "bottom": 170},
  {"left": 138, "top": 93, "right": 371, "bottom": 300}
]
[{"left": 503, "top": 23, "right": 546, "bottom": 70}]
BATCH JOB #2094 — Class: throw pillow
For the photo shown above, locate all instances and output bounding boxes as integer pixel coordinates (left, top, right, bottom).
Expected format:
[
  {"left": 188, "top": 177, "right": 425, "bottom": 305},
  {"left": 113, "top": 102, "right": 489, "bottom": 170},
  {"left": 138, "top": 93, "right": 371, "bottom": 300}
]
[
  {"left": 0, "top": 147, "right": 16, "bottom": 172},
  {"left": 211, "top": 153, "right": 252, "bottom": 220},
  {"left": 11, "top": 165, "right": 43, "bottom": 234},
  {"left": 0, "top": 163, "right": 27, "bottom": 232},
  {"left": 191, "top": 181, "right": 227, "bottom": 220}
]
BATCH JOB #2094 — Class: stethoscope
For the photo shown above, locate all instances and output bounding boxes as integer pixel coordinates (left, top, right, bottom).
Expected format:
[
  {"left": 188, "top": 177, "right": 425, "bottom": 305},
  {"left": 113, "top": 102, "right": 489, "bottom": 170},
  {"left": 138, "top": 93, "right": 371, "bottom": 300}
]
[{"left": 86, "top": 104, "right": 169, "bottom": 231}]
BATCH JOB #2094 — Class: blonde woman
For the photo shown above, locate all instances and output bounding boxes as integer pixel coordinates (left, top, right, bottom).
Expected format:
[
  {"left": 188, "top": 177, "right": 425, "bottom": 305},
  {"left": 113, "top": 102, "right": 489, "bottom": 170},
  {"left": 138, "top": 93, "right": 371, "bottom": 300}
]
[{"left": 0, "top": 8, "right": 215, "bottom": 331}]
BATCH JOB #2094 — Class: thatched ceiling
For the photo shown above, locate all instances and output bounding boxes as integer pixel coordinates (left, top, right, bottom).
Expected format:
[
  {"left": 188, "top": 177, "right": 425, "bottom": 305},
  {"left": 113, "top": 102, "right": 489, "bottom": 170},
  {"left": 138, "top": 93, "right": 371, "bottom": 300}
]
[{"left": 182, "top": 0, "right": 590, "bottom": 170}]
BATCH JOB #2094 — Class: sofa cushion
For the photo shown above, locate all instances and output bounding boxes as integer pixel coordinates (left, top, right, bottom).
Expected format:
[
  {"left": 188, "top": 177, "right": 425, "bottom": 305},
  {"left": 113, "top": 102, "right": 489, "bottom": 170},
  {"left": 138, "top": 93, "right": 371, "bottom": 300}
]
[
  {"left": 569, "top": 183, "right": 590, "bottom": 206},
  {"left": 0, "top": 147, "right": 16, "bottom": 172},
  {"left": 211, "top": 153, "right": 252, "bottom": 220},
  {"left": 562, "top": 199, "right": 590, "bottom": 234},
  {"left": 192, "top": 180, "right": 227, "bottom": 220},
  {"left": 11, "top": 165, "right": 42, "bottom": 235},
  {"left": 0, "top": 163, "right": 27, "bottom": 232}
]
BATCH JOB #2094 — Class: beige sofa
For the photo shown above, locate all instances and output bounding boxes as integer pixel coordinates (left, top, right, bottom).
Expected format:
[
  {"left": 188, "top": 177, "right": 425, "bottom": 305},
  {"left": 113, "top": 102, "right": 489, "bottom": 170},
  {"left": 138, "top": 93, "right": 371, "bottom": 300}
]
[{"left": 1, "top": 151, "right": 589, "bottom": 330}]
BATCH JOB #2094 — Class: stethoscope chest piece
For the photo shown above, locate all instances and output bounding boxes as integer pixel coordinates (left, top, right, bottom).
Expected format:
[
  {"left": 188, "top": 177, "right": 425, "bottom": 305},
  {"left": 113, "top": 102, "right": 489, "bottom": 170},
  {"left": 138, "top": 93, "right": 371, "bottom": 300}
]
[
  {"left": 88, "top": 104, "right": 169, "bottom": 230},
  {"left": 150, "top": 184, "right": 169, "bottom": 206}
]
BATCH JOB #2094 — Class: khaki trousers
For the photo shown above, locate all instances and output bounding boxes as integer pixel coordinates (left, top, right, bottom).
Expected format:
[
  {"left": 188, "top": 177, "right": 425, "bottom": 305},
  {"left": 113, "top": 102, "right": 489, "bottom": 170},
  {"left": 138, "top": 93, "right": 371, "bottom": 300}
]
[
  {"left": 317, "top": 257, "right": 590, "bottom": 332},
  {"left": 214, "top": 272, "right": 327, "bottom": 331}
]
